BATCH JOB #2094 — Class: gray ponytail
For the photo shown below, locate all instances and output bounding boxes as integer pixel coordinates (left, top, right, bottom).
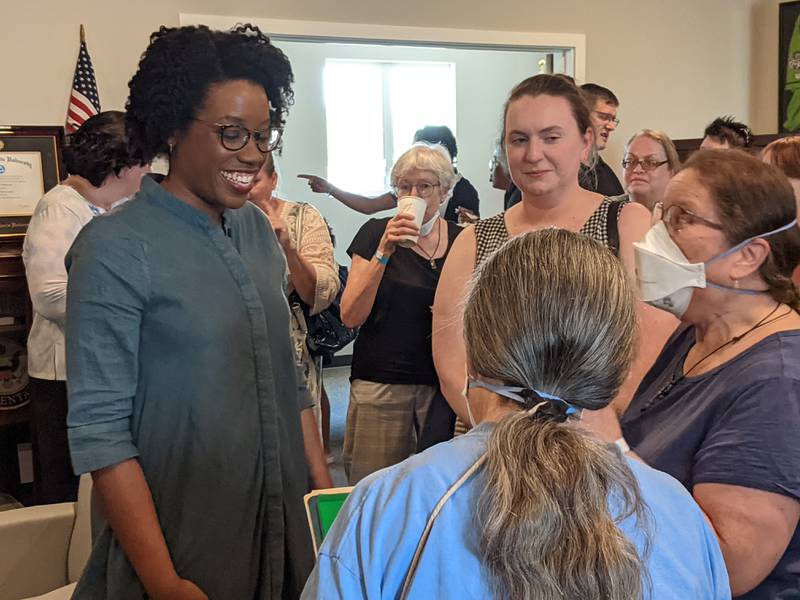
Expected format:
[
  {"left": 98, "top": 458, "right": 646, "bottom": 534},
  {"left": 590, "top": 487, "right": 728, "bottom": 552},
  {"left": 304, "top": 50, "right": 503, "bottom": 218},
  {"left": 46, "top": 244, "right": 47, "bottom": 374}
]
[{"left": 463, "top": 229, "right": 651, "bottom": 600}]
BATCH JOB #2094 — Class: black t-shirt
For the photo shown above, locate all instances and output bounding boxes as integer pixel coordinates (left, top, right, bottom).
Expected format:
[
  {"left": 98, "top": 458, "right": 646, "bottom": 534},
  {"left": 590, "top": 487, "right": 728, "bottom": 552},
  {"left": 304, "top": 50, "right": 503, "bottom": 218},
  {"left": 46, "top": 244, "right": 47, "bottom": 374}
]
[
  {"left": 347, "top": 218, "right": 461, "bottom": 385},
  {"left": 443, "top": 176, "right": 480, "bottom": 222},
  {"left": 580, "top": 156, "right": 624, "bottom": 196},
  {"left": 503, "top": 156, "right": 624, "bottom": 210}
]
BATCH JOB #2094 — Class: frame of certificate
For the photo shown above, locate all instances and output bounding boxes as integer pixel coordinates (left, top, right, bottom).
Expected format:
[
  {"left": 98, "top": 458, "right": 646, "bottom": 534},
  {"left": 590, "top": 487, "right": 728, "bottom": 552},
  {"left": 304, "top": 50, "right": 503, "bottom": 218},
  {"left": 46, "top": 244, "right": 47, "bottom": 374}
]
[{"left": 0, "top": 126, "right": 65, "bottom": 238}]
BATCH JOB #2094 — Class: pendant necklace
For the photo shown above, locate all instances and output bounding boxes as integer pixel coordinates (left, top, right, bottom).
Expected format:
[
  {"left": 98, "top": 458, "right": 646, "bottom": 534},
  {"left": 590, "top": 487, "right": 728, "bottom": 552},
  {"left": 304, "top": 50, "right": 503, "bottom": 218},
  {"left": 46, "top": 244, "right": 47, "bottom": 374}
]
[
  {"left": 644, "top": 302, "right": 786, "bottom": 410},
  {"left": 416, "top": 221, "right": 443, "bottom": 270}
]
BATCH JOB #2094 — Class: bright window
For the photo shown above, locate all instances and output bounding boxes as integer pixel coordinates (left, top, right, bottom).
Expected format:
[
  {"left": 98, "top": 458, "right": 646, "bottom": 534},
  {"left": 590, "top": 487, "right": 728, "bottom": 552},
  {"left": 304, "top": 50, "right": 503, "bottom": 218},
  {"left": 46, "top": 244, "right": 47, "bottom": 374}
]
[{"left": 323, "top": 59, "right": 456, "bottom": 195}]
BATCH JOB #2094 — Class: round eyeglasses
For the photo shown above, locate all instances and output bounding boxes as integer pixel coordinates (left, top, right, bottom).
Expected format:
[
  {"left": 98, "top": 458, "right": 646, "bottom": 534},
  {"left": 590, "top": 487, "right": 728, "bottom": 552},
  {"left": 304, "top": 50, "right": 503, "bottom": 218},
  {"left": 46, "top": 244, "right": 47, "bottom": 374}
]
[
  {"left": 622, "top": 157, "right": 669, "bottom": 172},
  {"left": 393, "top": 181, "right": 441, "bottom": 198},
  {"left": 193, "top": 119, "right": 282, "bottom": 153}
]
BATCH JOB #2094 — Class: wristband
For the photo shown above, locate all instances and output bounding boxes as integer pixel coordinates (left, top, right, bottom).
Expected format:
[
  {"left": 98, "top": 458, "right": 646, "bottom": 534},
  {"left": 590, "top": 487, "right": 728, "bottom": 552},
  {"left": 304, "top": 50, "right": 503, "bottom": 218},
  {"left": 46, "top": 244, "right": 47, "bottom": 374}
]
[
  {"left": 614, "top": 437, "right": 631, "bottom": 454},
  {"left": 374, "top": 250, "right": 390, "bottom": 265}
]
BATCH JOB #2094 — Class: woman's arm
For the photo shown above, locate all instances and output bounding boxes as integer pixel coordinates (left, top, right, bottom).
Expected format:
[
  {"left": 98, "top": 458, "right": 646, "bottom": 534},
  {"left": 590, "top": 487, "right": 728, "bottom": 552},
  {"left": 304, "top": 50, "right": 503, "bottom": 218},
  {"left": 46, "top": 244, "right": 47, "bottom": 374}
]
[
  {"left": 293, "top": 205, "right": 340, "bottom": 315},
  {"left": 616, "top": 202, "right": 679, "bottom": 414},
  {"left": 261, "top": 204, "right": 319, "bottom": 306},
  {"left": 431, "top": 227, "right": 476, "bottom": 423},
  {"left": 298, "top": 175, "right": 397, "bottom": 215},
  {"left": 694, "top": 484, "right": 799, "bottom": 596},
  {"left": 340, "top": 214, "right": 418, "bottom": 328},
  {"left": 93, "top": 460, "right": 207, "bottom": 600}
]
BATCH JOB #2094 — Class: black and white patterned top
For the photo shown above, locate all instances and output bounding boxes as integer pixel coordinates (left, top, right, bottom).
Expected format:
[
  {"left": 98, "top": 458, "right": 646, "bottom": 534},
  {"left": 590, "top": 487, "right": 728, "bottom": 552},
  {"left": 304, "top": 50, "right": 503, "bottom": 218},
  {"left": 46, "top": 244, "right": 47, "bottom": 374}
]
[
  {"left": 475, "top": 196, "right": 628, "bottom": 266},
  {"left": 454, "top": 195, "right": 629, "bottom": 436}
]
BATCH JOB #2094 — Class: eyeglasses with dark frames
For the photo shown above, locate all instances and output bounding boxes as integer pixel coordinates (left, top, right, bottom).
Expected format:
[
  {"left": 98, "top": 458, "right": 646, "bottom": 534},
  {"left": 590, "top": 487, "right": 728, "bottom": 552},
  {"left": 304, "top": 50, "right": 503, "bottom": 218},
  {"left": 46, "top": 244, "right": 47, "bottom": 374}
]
[
  {"left": 622, "top": 156, "right": 669, "bottom": 171},
  {"left": 653, "top": 202, "right": 724, "bottom": 235},
  {"left": 193, "top": 119, "right": 282, "bottom": 153}
]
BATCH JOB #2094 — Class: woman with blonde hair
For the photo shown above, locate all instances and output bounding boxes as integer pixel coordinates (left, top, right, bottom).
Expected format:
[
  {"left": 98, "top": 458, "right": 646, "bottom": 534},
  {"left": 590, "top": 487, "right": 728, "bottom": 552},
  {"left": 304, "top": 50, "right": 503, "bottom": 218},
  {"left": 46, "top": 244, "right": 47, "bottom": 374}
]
[
  {"left": 623, "top": 129, "right": 680, "bottom": 211},
  {"left": 302, "top": 228, "right": 728, "bottom": 599}
]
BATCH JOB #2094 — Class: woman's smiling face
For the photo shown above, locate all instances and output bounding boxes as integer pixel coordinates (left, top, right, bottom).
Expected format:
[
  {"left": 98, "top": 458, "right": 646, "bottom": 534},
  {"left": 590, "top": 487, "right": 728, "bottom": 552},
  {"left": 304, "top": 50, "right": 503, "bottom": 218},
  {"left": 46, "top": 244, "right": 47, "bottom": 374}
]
[{"left": 168, "top": 79, "right": 271, "bottom": 220}]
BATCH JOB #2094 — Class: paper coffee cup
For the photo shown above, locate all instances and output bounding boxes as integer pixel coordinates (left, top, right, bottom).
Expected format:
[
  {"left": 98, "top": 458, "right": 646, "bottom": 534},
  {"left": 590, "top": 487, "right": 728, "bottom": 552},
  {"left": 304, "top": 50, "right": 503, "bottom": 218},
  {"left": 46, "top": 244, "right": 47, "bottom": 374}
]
[{"left": 396, "top": 196, "right": 426, "bottom": 247}]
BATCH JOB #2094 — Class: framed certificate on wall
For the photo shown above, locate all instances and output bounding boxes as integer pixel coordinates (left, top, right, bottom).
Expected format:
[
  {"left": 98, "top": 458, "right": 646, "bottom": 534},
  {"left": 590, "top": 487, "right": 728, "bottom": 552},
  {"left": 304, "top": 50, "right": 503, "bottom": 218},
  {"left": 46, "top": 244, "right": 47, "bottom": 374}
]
[{"left": 0, "top": 126, "right": 65, "bottom": 237}]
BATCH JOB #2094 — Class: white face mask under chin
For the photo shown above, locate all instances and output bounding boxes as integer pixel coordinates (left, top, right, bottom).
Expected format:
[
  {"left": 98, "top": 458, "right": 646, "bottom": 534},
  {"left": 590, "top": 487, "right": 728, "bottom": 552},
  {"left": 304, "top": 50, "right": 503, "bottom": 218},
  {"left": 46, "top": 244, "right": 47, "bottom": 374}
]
[
  {"left": 419, "top": 212, "right": 439, "bottom": 236},
  {"left": 634, "top": 219, "right": 798, "bottom": 318}
]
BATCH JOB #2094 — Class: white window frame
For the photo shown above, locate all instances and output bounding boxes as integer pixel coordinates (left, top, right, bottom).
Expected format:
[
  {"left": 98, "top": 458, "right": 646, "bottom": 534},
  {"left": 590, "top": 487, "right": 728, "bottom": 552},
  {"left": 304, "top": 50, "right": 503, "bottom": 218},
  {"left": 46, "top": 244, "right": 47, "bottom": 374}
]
[
  {"left": 323, "top": 57, "right": 457, "bottom": 193},
  {"left": 179, "top": 14, "right": 586, "bottom": 83}
]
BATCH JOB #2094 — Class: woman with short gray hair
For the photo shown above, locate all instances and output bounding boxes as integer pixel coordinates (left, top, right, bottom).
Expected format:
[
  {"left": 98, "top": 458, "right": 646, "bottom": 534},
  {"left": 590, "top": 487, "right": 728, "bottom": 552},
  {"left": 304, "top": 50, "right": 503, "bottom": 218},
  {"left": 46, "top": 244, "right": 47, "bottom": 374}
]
[
  {"left": 339, "top": 143, "right": 461, "bottom": 484},
  {"left": 303, "top": 228, "right": 729, "bottom": 599}
]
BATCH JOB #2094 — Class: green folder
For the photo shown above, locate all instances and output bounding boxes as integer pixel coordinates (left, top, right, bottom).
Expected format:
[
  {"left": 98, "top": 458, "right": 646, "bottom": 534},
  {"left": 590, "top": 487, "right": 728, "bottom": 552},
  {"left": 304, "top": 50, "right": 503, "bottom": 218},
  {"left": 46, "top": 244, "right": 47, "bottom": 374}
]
[{"left": 304, "top": 487, "right": 353, "bottom": 554}]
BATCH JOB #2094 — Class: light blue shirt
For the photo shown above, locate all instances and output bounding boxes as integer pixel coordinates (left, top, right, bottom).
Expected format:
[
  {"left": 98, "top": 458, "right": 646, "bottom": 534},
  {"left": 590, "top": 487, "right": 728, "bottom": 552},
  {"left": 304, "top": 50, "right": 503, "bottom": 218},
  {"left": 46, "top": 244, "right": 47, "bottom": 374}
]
[{"left": 303, "top": 423, "right": 730, "bottom": 599}]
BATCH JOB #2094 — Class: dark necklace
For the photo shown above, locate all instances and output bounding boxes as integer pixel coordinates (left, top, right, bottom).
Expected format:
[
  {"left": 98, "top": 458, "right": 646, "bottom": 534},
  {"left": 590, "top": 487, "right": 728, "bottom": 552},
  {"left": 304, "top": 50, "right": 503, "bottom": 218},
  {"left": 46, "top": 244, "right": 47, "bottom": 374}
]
[
  {"left": 646, "top": 302, "right": 787, "bottom": 408},
  {"left": 416, "top": 220, "right": 443, "bottom": 269}
]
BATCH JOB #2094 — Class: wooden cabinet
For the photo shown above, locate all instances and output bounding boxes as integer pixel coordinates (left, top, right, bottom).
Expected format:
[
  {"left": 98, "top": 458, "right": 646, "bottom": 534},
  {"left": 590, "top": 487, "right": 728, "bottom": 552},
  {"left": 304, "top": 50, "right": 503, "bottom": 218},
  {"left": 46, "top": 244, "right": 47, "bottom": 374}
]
[
  {"left": 673, "top": 134, "right": 785, "bottom": 163},
  {"left": 0, "top": 235, "right": 33, "bottom": 505}
]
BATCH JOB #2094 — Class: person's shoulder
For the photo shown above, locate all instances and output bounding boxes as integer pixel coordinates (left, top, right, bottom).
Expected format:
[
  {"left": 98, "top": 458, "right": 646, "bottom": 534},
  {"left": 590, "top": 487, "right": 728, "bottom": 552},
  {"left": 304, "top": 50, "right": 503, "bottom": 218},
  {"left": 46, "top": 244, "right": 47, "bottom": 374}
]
[
  {"left": 356, "top": 216, "right": 391, "bottom": 237},
  {"left": 356, "top": 425, "right": 489, "bottom": 503},
  {"left": 455, "top": 176, "right": 478, "bottom": 194},
  {"left": 625, "top": 457, "right": 715, "bottom": 546},
  {"left": 618, "top": 197, "right": 649, "bottom": 221},
  {"left": 32, "top": 185, "right": 89, "bottom": 218},
  {"left": 445, "top": 219, "right": 463, "bottom": 238},
  {"left": 755, "top": 329, "right": 800, "bottom": 379},
  {"left": 625, "top": 458, "right": 730, "bottom": 597},
  {"left": 715, "top": 329, "right": 800, "bottom": 386},
  {"left": 628, "top": 457, "right": 696, "bottom": 504}
]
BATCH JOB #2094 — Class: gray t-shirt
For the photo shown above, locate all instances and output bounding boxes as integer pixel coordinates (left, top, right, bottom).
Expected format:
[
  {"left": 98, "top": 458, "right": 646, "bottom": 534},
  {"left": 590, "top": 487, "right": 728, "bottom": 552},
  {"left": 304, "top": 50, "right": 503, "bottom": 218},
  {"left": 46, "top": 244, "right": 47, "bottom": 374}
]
[{"left": 622, "top": 325, "right": 800, "bottom": 599}]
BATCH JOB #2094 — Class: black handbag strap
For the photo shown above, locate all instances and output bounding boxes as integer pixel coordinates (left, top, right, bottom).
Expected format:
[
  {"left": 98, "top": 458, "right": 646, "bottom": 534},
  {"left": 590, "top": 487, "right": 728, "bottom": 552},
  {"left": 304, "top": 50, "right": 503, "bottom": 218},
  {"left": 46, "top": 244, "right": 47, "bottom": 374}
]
[{"left": 606, "top": 199, "right": 623, "bottom": 258}]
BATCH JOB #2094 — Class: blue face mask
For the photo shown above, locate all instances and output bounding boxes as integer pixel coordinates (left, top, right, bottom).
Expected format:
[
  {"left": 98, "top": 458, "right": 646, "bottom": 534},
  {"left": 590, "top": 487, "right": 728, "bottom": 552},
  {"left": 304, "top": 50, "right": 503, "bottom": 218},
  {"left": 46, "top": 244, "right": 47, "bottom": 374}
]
[{"left": 463, "top": 376, "right": 580, "bottom": 427}]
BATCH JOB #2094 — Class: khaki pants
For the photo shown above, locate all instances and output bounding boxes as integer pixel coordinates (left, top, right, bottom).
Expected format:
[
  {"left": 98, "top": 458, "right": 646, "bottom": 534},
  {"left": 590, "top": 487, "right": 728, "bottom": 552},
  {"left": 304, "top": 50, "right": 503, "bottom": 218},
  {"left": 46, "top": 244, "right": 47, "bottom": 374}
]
[{"left": 343, "top": 380, "right": 436, "bottom": 485}]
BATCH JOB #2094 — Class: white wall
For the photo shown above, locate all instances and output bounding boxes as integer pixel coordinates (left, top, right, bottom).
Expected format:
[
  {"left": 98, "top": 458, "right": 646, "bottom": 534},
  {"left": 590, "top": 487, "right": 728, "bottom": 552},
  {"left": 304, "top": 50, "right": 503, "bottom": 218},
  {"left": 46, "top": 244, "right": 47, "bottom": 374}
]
[
  {"left": 273, "top": 40, "right": 543, "bottom": 263},
  {"left": 3, "top": 0, "right": 760, "bottom": 234}
]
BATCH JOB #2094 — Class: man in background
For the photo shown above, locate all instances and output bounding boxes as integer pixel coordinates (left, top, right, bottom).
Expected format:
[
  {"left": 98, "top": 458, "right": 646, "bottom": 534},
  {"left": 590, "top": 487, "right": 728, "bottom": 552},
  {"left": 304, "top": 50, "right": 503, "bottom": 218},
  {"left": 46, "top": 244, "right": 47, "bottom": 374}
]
[
  {"left": 700, "top": 115, "right": 753, "bottom": 149},
  {"left": 579, "top": 83, "right": 625, "bottom": 196}
]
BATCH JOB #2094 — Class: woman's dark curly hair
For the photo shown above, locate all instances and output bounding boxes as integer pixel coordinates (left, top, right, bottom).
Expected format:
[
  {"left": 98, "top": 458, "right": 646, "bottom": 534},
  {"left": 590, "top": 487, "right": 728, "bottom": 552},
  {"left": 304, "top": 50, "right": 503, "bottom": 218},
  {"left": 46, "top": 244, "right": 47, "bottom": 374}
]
[
  {"left": 63, "top": 111, "right": 144, "bottom": 187},
  {"left": 126, "top": 24, "right": 294, "bottom": 163}
]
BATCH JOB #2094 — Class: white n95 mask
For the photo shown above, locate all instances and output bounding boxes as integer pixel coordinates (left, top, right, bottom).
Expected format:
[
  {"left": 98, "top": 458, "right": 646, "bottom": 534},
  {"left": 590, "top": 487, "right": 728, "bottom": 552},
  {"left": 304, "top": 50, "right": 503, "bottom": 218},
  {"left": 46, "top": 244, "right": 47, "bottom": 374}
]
[{"left": 634, "top": 219, "right": 797, "bottom": 318}]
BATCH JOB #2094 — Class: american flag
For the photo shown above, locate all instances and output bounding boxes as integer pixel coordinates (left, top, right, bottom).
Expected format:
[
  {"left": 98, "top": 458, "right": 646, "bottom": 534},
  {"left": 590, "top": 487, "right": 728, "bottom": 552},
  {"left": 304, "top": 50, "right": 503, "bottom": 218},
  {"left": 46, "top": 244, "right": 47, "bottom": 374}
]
[{"left": 65, "top": 25, "right": 100, "bottom": 133}]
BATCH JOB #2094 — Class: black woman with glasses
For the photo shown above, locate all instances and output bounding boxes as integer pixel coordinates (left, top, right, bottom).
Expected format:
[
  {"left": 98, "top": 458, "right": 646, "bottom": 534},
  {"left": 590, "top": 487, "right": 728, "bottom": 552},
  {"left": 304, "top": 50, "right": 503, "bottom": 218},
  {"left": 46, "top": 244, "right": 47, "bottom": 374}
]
[
  {"left": 622, "top": 129, "right": 681, "bottom": 212},
  {"left": 584, "top": 149, "right": 800, "bottom": 599},
  {"left": 64, "top": 25, "right": 317, "bottom": 600},
  {"left": 338, "top": 142, "right": 461, "bottom": 485}
]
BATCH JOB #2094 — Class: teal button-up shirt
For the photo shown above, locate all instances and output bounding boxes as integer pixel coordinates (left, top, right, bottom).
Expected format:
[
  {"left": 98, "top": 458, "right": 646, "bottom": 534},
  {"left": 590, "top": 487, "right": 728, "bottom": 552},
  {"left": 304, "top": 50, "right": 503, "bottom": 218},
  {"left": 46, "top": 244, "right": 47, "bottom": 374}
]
[{"left": 65, "top": 177, "right": 313, "bottom": 599}]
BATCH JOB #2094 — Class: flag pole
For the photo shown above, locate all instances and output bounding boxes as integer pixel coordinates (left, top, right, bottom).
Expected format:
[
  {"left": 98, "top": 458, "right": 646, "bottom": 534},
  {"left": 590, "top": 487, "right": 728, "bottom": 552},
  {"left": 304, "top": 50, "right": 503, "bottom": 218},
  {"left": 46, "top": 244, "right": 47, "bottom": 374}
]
[{"left": 80, "top": 24, "right": 85, "bottom": 43}]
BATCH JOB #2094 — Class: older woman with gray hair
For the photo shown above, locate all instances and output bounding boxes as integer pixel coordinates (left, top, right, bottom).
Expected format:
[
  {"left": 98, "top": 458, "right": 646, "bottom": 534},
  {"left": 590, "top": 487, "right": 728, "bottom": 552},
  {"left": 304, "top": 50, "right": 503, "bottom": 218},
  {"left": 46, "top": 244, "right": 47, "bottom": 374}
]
[
  {"left": 340, "top": 142, "right": 461, "bottom": 484},
  {"left": 303, "top": 229, "right": 729, "bottom": 600}
]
